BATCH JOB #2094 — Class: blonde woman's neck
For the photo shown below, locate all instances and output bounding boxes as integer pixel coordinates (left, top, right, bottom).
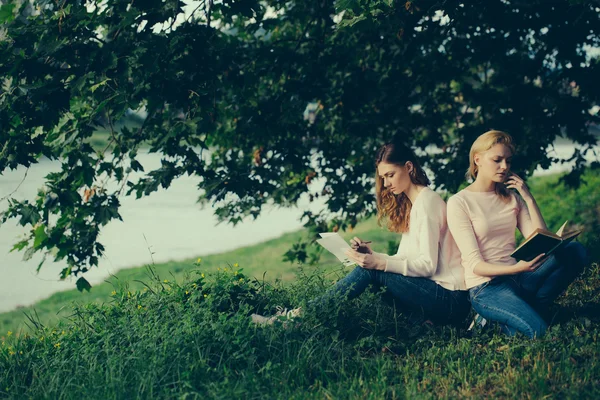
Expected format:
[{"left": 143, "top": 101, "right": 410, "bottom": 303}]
[{"left": 467, "top": 176, "right": 496, "bottom": 193}]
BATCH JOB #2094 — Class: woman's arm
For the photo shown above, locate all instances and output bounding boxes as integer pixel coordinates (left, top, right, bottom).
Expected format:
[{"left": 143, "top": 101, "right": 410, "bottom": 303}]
[
  {"left": 473, "top": 255, "right": 546, "bottom": 277},
  {"left": 380, "top": 193, "right": 446, "bottom": 277},
  {"left": 447, "top": 196, "right": 547, "bottom": 277},
  {"left": 382, "top": 210, "right": 440, "bottom": 277},
  {"left": 345, "top": 195, "right": 442, "bottom": 277},
  {"left": 446, "top": 196, "right": 486, "bottom": 274},
  {"left": 506, "top": 173, "right": 547, "bottom": 232}
]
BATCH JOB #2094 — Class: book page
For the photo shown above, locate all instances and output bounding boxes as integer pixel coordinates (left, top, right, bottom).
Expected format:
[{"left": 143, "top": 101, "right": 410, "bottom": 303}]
[
  {"left": 546, "top": 229, "right": 582, "bottom": 257},
  {"left": 556, "top": 220, "right": 568, "bottom": 237},
  {"left": 561, "top": 229, "right": 582, "bottom": 240},
  {"left": 316, "top": 233, "right": 355, "bottom": 267},
  {"left": 521, "top": 228, "right": 559, "bottom": 245}
]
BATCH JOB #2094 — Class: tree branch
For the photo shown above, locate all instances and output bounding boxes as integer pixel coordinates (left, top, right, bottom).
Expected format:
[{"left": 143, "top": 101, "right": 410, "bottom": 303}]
[{"left": 0, "top": 167, "right": 29, "bottom": 203}]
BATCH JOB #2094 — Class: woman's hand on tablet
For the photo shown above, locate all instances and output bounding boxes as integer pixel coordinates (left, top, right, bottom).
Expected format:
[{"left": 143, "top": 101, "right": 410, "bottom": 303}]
[{"left": 345, "top": 249, "right": 385, "bottom": 270}]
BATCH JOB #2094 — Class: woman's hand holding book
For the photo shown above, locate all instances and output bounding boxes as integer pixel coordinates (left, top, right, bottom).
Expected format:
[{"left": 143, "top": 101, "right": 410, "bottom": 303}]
[{"left": 514, "top": 253, "right": 547, "bottom": 273}]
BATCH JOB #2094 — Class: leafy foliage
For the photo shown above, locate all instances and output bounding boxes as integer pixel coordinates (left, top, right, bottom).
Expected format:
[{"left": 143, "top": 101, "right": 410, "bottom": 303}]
[{"left": 1, "top": 0, "right": 599, "bottom": 283}]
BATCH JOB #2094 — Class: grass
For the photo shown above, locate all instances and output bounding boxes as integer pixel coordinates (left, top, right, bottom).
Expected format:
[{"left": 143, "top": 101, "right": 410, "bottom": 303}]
[
  {"left": 0, "top": 261, "right": 598, "bottom": 398},
  {"left": 0, "top": 169, "right": 599, "bottom": 399}
]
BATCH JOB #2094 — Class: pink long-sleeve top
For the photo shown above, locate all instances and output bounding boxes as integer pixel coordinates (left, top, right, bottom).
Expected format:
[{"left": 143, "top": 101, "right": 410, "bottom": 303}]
[
  {"left": 446, "top": 189, "right": 535, "bottom": 289},
  {"left": 375, "top": 187, "right": 466, "bottom": 291}
]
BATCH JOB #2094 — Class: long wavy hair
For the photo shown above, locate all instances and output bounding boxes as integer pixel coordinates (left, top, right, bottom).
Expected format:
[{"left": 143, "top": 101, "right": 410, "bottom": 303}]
[
  {"left": 467, "top": 130, "right": 515, "bottom": 200},
  {"left": 375, "top": 141, "right": 430, "bottom": 233}
]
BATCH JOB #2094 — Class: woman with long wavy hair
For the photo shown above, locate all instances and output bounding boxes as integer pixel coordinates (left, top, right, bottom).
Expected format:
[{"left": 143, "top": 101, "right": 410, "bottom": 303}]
[
  {"left": 252, "top": 140, "right": 470, "bottom": 326},
  {"left": 447, "top": 131, "right": 589, "bottom": 338}
]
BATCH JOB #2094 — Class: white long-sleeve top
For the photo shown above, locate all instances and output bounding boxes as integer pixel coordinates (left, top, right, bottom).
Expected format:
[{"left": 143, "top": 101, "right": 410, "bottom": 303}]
[
  {"left": 375, "top": 187, "right": 466, "bottom": 291},
  {"left": 446, "top": 189, "right": 534, "bottom": 289}
]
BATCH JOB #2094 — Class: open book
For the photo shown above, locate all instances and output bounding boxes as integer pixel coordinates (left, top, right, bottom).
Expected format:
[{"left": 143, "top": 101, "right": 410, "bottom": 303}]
[
  {"left": 511, "top": 221, "right": 582, "bottom": 262},
  {"left": 316, "top": 233, "right": 356, "bottom": 267}
]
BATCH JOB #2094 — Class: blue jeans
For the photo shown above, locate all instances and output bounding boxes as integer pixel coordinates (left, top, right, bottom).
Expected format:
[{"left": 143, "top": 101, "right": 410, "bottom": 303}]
[
  {"left": 469, "top": 242, "right": 589, "bottom": 338},
  {"left": 309, "top": 266, "right": 470, "bottom": 325}
]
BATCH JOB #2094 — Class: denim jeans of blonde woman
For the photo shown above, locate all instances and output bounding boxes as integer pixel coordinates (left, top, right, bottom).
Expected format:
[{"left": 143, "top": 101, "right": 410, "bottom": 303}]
[{"left": 469, "top": 241, "right": 589, "bottom": 338}]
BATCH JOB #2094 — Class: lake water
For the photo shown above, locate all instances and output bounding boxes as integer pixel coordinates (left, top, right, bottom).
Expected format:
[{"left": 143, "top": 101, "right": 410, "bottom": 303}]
[{"left": 0, "top": 140, "right": 598, "bottom": 313}]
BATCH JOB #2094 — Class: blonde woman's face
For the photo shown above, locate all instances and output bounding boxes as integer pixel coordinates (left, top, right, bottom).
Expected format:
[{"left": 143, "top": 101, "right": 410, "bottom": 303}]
[
  {"left": 377, "top": 162, "right": 412, "bottom": 195},
  {"left": 474, "top": 144, "right": 513, "bottom": 183}
]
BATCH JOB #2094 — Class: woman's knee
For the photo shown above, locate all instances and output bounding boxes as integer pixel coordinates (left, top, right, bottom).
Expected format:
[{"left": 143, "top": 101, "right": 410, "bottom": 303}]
[
  {"left": 524, "top": 317, "right": 548, "bottom": 339},
  {"left": 348, "top": 266, "right": 374, "bottom": 279},
  {"left": 499, "top": 313, "right": 547, "bottom": 339},
  {"left": 471, "top": 299, "right": 548, "bottom": 339},
  {"left": 508, "top": 318, "right": 547, "bottom": 339},
  {"left": 560, "top": 241, "right": 590, "bottom": 270}
]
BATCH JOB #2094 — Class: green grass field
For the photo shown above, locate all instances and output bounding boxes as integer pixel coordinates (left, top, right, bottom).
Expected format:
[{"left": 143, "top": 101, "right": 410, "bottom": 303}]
[{"left": 1, "top": 169, "right": 599, "bottom": 399}]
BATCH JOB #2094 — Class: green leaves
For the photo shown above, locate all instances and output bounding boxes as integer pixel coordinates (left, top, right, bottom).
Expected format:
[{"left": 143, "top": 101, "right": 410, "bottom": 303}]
[
  {"left": 18, "top": 204, "right": 41, "bottom": 227},
  {"left": 0, "top": 3, "right": 16, "bottom": 24},
  {"left": 76, "top": 277, "right": 92, "bottom": 292},
  {"left": 33, "top": 224, "right": 48, "bottom": 249},
  {"left": 335, "top": 0, "right": 360, "bottom": 13},
  {"left": 1, "top": 0, "right": 599, "bottom": 286},
  {"left": 10, "top": 239, "right": 28, "bottom": 253},
  {"left": 337, "top": 14, "right": 368, "bottom": 28}
]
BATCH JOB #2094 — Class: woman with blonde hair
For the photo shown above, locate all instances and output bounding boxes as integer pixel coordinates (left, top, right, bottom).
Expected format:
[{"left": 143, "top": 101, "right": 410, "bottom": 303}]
[
  {"left": 252, "top": 140, "right": 470, "bottom": 326},
  {"left": 447, "top": 131, "right": 589, "bottom": 338}
]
